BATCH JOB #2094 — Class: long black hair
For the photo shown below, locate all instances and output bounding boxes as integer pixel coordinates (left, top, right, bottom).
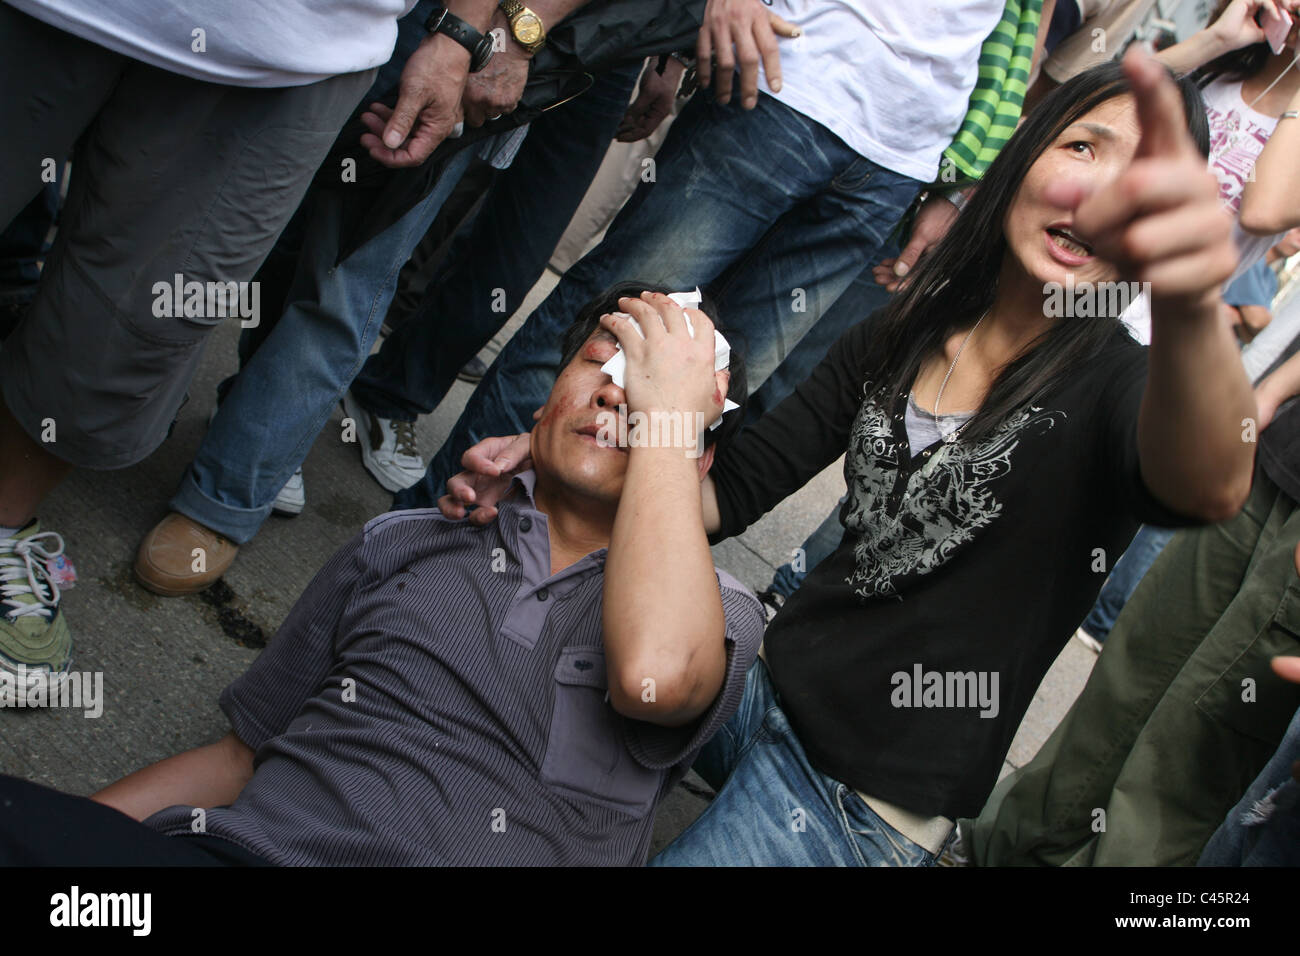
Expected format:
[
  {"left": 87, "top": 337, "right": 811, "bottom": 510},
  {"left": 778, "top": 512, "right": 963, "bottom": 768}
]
[{"left": 858, "top": 60, "right": 1211, "bottom": 445}]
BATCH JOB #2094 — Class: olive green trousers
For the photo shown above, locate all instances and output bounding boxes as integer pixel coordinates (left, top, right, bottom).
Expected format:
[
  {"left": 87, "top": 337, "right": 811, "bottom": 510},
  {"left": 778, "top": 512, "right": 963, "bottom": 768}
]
[{"left": 966, "top": 470, "right": 1300, "bottom": 866}]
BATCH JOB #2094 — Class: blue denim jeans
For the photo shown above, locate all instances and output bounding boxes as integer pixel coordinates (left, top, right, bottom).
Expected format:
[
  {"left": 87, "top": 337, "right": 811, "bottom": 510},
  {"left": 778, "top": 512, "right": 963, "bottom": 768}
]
[
  {"left": 1199, "top": 704, "right": 1300, "bottom": 867},
  {"left": 398, "top": 90, "right": 921, "bottom": 508},
  {"left": 1080, "top": 525, "right": 1175, "bottom": 643},
  {"left": 350, "top": 63, "right": 642, "bottom": 423},
  {"left": 742, "top": 234, "right": 897, "bottom": 425},
  {"left": 168, "top": 0, "right": 524, "bottom": 541},
  {"left": 170, "top": 146, "right": 478, "bottom": 542},
  {"left": 650, "top": 659, "right": 938, "bottom": 866}
]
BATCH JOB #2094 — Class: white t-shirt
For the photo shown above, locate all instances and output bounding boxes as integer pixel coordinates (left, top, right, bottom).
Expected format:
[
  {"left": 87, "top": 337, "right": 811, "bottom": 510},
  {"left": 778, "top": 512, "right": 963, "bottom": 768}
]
[
  {"left": 8, "top": 0, "right": 419, "bottom": 87},
  {"left": 1202, "top": 77, "right": 1286, "bottom": 284},
  {"left": 764, "top": 0, "right": 1005, "bottom": 182}
]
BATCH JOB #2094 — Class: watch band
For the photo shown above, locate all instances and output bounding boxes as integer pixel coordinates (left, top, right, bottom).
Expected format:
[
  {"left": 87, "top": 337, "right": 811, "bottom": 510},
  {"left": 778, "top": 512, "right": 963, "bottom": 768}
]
[{"left": 425, "top": 5, "right": 495, "bottom": 72}]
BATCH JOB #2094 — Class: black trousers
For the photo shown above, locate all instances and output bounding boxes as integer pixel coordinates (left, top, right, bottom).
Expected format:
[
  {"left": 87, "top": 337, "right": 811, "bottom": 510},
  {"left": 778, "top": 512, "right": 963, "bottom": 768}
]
[{"left": 0, "top": 775, "right": 268, "bottom": 866}]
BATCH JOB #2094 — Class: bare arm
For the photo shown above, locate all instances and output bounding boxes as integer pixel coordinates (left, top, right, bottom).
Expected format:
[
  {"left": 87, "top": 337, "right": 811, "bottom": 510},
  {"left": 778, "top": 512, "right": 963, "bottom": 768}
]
[
  {"left": 1066, "top": 50, "right": 1256, "bottom": 520},
  {"left": 1140, "top": 296, "right": 1256, "bottom": 520},
  {"left": 1224, "top": 301, "right": 1274, "bottom": 341},
  {"left": 1154, "top": 0, "right": 1278, "bottom": 74},
  {"left": 1239, "top": 86, "right": 1300, "bottom": 235},
  {"left": 91, "top": 730, "right": 254, "bottom": 823},
  {"left": 1030, "top": 0, "right": 1057, "bottom": 77},
  {"left": 604, "top": 441, "right": 726, "bottom": 726},
  {"left": 361, "top": 0, "right": 499, "bottom": 166},
  {"left": 1131, "top": 57, "right": 1257, "bottom": 517},
  {"left": 1155, "top": 23, "right": 1235, "bottom": 74},
  {"left": 461, "top": 0, "right": 594, "bottom": 127},
  {"left": 700, "top": 473, "right": 722, "bottom": 535},
  {"left": 600, "top": 294, "right": 728, "bottom": 727},
  {"left": 1254, "top": 347, "right": 1300, "bottom": 427}
]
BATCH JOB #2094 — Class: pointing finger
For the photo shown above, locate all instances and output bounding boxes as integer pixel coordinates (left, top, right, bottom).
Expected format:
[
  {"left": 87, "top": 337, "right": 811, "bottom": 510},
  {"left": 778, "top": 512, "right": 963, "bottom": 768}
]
[{"left": 1124, "top": 46, "right": 1193, "bottom": 162}]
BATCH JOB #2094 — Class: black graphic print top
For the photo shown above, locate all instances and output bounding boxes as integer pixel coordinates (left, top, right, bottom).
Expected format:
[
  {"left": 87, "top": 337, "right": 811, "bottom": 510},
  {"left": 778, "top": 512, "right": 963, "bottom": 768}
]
[{"left": 709, "top": 313, "right": 1199, "bottom": 818}]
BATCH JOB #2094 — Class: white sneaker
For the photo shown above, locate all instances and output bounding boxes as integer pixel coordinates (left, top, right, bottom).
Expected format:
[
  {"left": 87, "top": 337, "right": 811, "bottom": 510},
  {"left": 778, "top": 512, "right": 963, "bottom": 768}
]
[
  {"left": 272, "top": 468, "right": 305, "bottom": 517},
  {"left": 341, "top": 391, "right": 425, "bottom": 492}
]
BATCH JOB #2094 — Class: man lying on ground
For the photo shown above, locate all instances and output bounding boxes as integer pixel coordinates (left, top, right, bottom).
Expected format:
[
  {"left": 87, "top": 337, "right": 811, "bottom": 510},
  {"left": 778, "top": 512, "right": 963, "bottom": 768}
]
[{"left": 0, "top": 283, "right": 762, "bottom": 866}]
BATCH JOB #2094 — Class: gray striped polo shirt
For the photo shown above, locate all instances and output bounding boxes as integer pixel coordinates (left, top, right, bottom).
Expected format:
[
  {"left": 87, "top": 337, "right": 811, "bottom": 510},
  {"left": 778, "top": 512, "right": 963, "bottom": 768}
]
[{"left": 146, "top": 470, "right": 764, "bottom": 865}]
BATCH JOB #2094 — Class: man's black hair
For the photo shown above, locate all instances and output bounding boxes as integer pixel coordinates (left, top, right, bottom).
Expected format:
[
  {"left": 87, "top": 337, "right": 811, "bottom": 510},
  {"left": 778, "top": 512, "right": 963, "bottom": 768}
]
[{"left": 557, "top": 281, "right": 748, "bottom": 454}]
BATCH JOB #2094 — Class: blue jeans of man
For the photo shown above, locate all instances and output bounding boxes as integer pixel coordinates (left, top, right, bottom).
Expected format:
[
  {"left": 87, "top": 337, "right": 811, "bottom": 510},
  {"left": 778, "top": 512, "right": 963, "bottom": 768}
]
[
  {"left": 1080, "top": 524, "right": 1175, "bottom": 642},
  {"left": 649, "top": 659, "right": 939, "bottom": 866},
  {"left": 1199, "top": 703, "right": 1300, "bottom": 867},
  {"left": 740, "top": 228, "right": 897, "bottom": 426},
  {"left": 170, "top": 147, "right": 478, "bottom": 542},
  {"left": 168, "top": 0, "right": 482, "bottom": 542},
  {"left": 398, "top": 89, "right": 921, "bottom": 509},
  {"left": 349, "top": 63, "right": 642, "bottom": 423}
]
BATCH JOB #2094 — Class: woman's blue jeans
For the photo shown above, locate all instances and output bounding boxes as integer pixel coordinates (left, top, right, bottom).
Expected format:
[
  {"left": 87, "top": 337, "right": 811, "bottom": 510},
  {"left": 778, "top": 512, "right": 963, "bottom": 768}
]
[{"left": 650, "top": 659, "right": 939, "bottom": 866}]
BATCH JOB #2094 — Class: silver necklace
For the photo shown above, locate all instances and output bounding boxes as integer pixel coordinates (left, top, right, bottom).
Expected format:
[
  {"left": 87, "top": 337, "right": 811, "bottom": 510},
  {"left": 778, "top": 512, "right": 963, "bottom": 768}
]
[{"left": 933, "top": 310, "right": 986, "bottom": 442}]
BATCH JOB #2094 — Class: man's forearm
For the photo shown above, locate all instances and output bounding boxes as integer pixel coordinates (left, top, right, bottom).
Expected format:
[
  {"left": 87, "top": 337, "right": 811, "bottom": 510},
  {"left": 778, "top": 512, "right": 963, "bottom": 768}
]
[
  {"left": 603, "top": 445, "right": 726, "bottom": 727},
  {"left": 448, "top": 0, "right": 498, "bottom": 31},
  {"left": 525, "top": 0, "right": 590, "bottom": 26},
  {"left": 490, "top": 0, "right": 592, "bottom": 53},
  {"left": 91, "top": 731, "right": 255, "bottom": 823}
]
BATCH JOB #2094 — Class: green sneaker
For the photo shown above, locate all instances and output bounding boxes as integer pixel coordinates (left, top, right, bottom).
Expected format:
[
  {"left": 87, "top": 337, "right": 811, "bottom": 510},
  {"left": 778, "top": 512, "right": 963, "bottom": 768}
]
[{"left": 0, "top": 519, "right": 73, "bottom": 705}]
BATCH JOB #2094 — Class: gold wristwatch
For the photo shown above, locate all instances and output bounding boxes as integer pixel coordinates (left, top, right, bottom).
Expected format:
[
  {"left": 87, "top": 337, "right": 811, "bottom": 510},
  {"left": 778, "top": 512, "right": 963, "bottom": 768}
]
[{"left": 499, "top": 0, "right": 546, "bottom": 53}]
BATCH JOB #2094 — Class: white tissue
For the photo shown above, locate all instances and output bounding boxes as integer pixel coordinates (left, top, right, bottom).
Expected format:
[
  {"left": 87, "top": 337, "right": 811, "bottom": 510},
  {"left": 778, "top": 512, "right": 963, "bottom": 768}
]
[{"left": 599, "top": 288, "right": 740, "bottom": 430}]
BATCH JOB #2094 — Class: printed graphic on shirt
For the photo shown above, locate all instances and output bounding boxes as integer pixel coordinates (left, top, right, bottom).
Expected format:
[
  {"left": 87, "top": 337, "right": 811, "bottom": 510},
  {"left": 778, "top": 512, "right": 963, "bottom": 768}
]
[
  {"left": 842, "top": 397, "right": 1066, "bottom": 598},
  {"left": 1204, "top": 81, "right": 1276, "bottom": 215}
]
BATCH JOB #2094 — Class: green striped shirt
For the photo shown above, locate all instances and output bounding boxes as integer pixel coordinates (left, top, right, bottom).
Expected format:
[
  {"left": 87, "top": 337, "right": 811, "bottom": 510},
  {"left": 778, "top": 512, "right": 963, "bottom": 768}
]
[{"left": 941, "top": 0, "right": 1043, "bottom": 181}]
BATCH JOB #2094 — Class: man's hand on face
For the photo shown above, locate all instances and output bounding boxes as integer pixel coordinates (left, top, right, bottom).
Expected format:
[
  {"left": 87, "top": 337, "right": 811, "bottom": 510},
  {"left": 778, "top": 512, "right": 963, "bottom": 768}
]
[
  {"left": 598, "top": 293, "right": 727, "bottom": 434},
  {"left": 360, "top": 32, "right": 472, "bottom": 168},
  {"left": 464, "top": 14, "right": 530, "bottom": 127},
  {"left": 697, "top": 0, "right": 800, "bottom": 109}
]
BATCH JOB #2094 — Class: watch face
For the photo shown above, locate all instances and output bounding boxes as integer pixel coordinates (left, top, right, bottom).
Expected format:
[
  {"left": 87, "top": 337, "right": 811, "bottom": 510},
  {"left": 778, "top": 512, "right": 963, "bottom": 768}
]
[{"left": 515, "top": 13, "right": 542, "bottom": 44}]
